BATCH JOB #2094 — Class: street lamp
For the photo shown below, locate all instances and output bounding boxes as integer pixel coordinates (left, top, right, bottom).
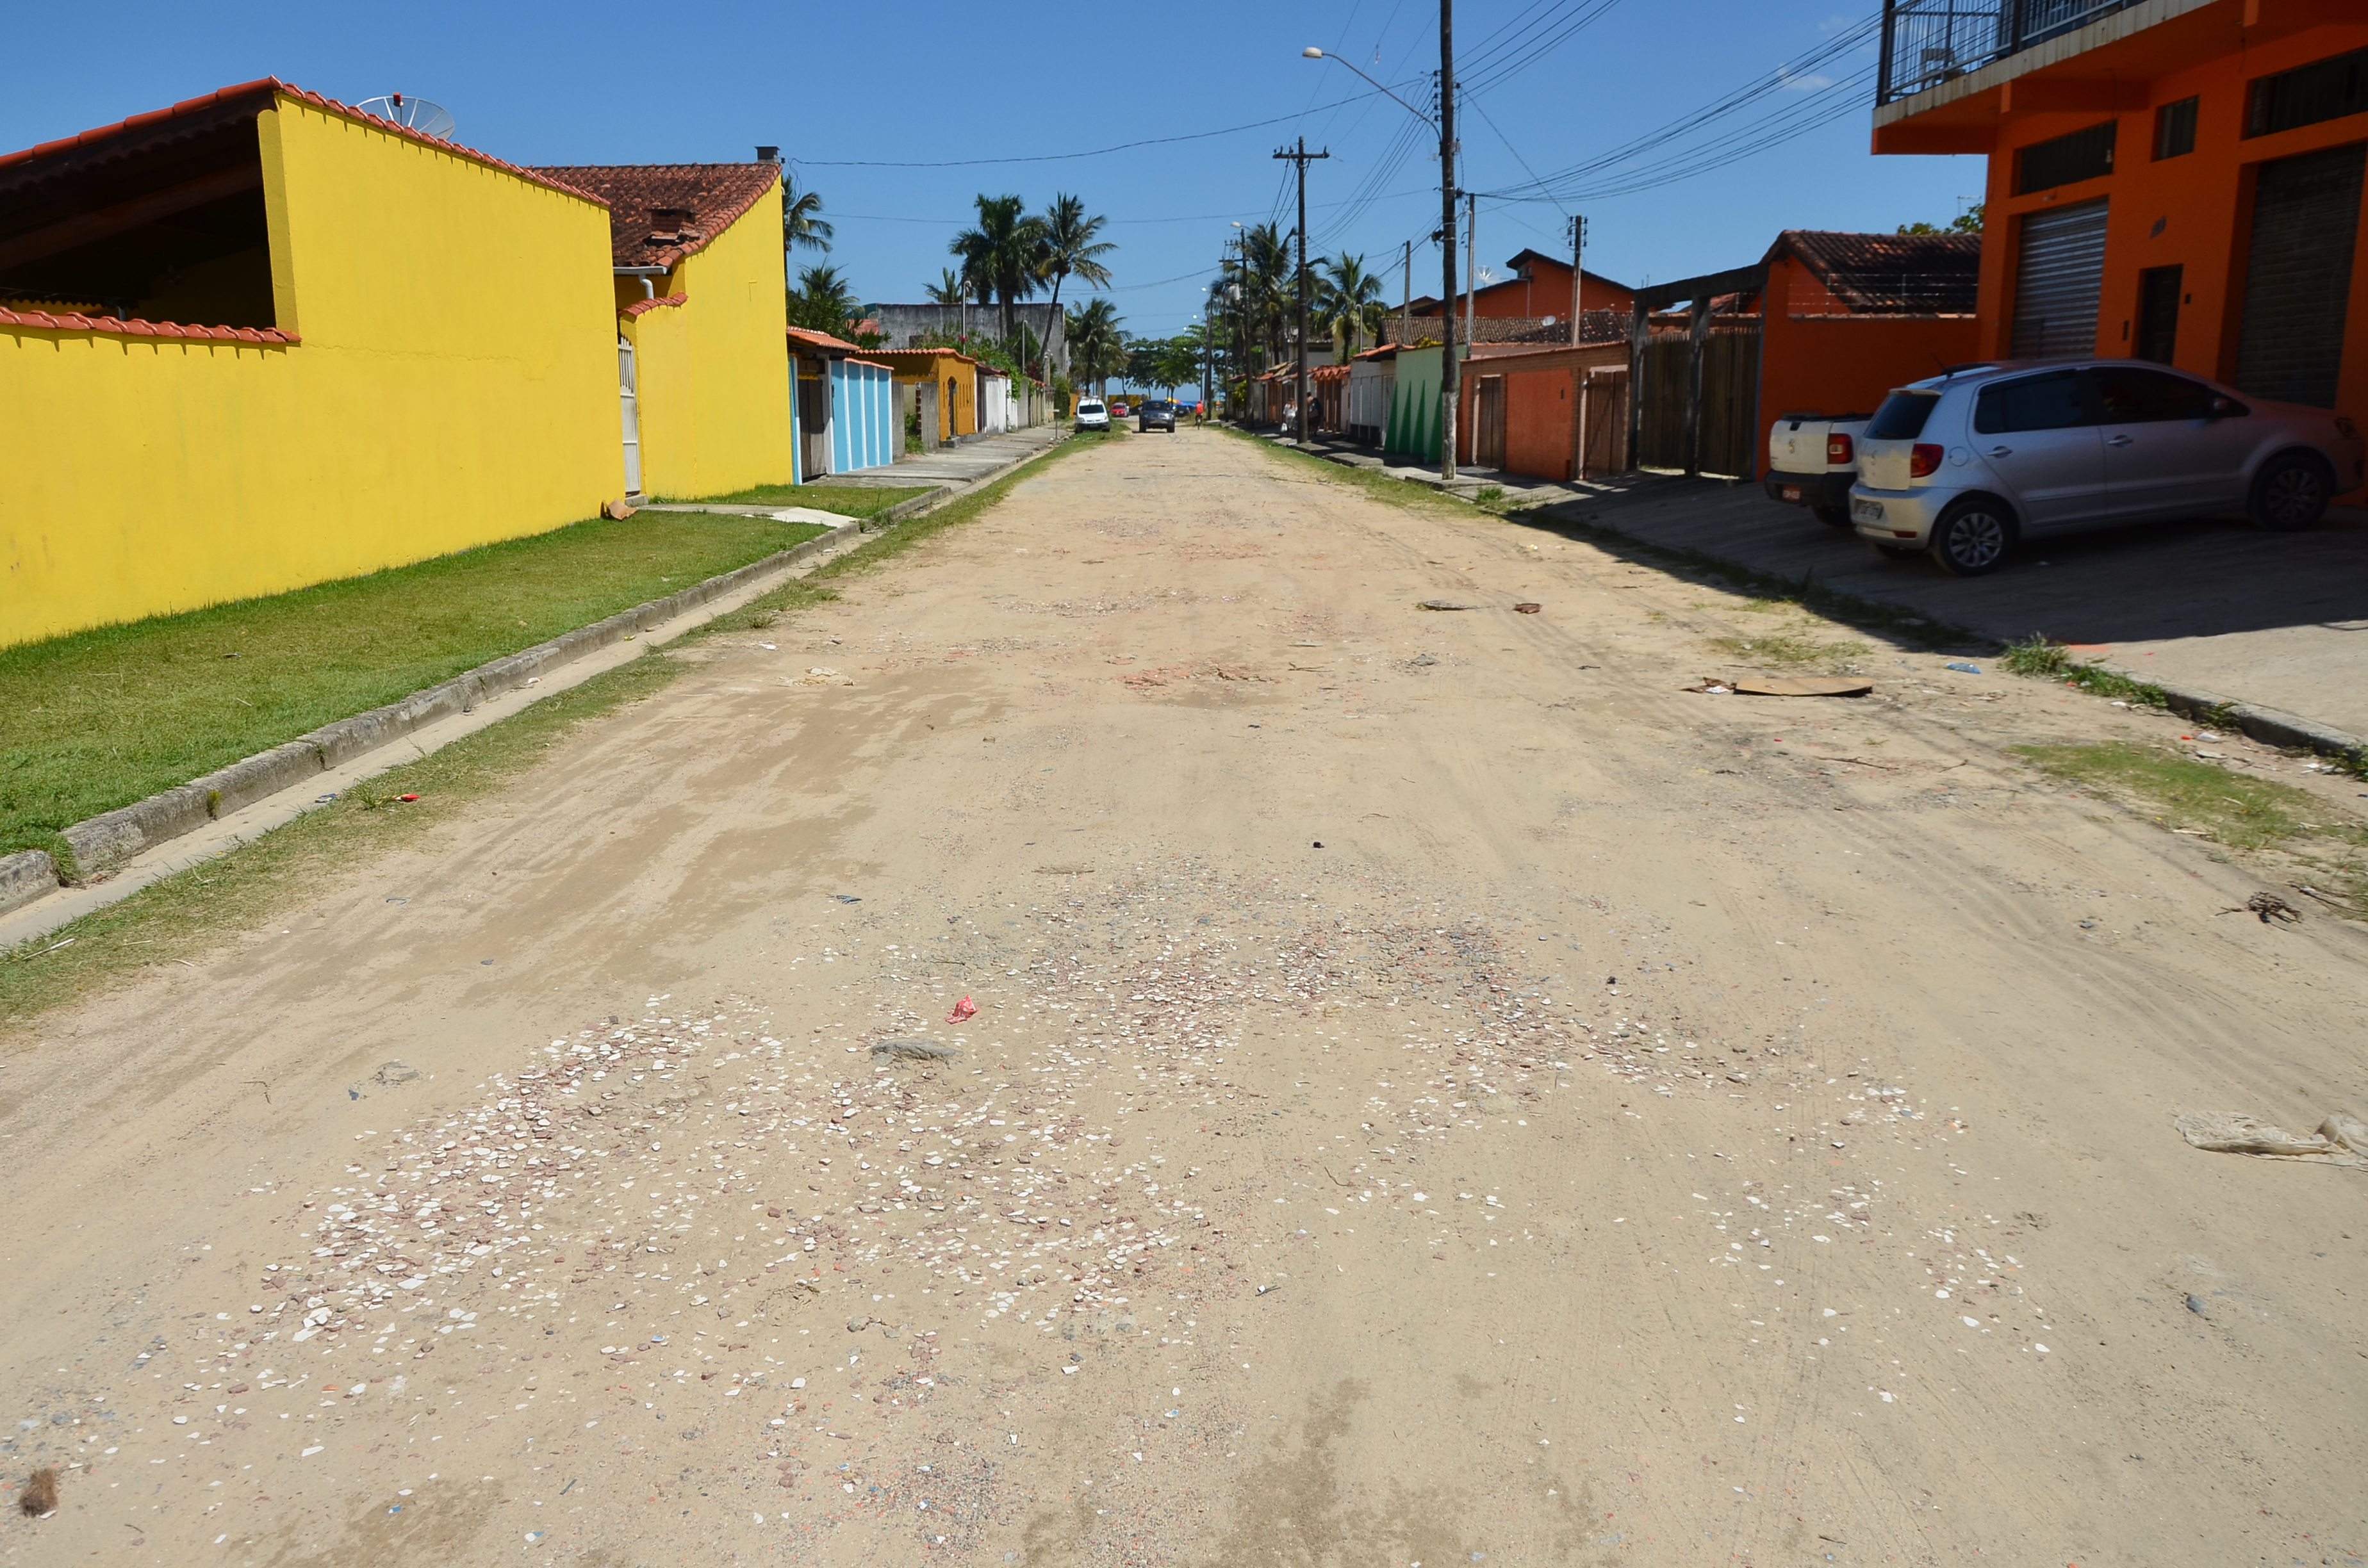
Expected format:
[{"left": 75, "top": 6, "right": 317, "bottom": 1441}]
[{"left": 1306, "top": 31, "right": 1460, "bottom": 480}]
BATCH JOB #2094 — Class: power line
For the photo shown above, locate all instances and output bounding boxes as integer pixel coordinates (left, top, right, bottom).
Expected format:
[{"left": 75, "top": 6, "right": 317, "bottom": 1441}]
[{"left": 787, "top": 93, "right": 1381, "bottom": 168}]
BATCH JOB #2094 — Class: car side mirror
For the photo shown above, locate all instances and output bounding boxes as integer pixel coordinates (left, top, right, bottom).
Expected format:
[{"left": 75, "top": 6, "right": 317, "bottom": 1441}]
[{"left": 2208, "top": 396, "right": 2244, "bottom": 419}]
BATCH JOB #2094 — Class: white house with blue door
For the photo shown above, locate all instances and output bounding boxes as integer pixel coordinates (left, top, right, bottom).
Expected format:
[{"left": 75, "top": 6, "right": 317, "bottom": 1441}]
[{"left": 787, "top": 326, "right": 899, "bottom": 478}]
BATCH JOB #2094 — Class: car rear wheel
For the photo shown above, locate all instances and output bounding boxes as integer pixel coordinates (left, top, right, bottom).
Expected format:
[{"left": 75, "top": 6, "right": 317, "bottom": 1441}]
[
  {"left": 1930, "top": 498, "right": 2016, "bottom": 576},
  {"left": 1812, "top": 505, "right": 1854, "bottom": 530},
  {"left": 2248, "top": 451, "right": 2333, "bottom": 532}
]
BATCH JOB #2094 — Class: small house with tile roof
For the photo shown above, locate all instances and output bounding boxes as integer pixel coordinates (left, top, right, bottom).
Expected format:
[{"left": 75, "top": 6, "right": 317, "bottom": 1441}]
[
  {"left": 1755, "top": 228, "right": 1981, "bottom": 461},
  {"left": 0, "top": 78, "right": 619, "bottom": 646},
  {"left": 864, "top": 346, "right": 985, "bottom": 445},
  {"left": 532, "top": 160, "right": 791, "bottom": 501},
  {"left": 786, "top": 325, "right": 898, "bottom": 475}
]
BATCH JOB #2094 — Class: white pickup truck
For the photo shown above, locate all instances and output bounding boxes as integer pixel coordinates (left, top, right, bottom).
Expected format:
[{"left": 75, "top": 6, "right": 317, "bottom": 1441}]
[{"left": 1763, "top": 411, "right": 1870, "bottom": 529}]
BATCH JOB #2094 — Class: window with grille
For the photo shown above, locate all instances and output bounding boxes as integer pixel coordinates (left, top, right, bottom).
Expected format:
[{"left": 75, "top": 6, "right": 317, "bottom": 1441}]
[
  {"left": 2246, "top": 47, "right": 2367, "bottom": 138},
  {"left": 2016, "top": 120, "right": 2117, "bottom": 194}
]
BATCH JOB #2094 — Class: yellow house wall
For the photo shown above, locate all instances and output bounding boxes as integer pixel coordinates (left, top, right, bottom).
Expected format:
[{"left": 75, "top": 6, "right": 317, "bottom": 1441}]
[
  {"left": 631, "top": 186, "right": 793, "bottom": 500},
  {"left": 0, "top": 94, "right": 618, "bottom": 649}
]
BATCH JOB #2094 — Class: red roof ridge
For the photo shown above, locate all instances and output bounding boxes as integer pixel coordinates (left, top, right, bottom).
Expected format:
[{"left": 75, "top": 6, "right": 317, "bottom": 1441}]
[
  {"left": 785, "top": 324, "right": 862, "bottom": 352},
  {"left": 529, "top": 162, "right": 780, "bottom": 269},
  {"left": 622, "top": 292, "right": 689, "bottom": 317},
  {"left": 0, "top": 306, "right": 299, "bottom": 344},
  {"left": 0, "top": 78, "right": 610, "bottom": 208}
]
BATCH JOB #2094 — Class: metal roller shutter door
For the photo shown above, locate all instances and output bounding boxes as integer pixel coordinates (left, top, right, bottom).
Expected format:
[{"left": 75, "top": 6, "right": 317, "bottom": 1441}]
[
  {"left": 2010, "top": 198, "right": 2109, "bottom": 359},
  {"left": 2235, "top": 142, "right": 2365, "bottom": 409}
]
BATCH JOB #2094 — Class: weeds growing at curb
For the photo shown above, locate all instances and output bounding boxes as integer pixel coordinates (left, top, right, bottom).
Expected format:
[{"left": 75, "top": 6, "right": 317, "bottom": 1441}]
[{"left": 2001, "top": 633, "right": 2177, "bottom": 709}]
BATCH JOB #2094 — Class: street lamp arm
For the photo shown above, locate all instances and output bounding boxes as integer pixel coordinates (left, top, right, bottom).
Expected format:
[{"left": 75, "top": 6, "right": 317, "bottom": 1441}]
[{"left": 1302, "top": 49, "right": 1437, "bottom": 131}]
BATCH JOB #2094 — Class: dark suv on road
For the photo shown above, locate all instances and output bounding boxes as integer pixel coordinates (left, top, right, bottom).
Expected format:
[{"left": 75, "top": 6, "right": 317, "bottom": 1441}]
[{"left": 1137, "top": 399, "right": 1177, "bottom": 434}]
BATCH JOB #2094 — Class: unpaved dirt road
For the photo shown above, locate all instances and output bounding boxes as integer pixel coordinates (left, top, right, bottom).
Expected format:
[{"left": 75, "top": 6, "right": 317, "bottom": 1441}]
[{"left": 4, "top": 429, "right": 2365, "bottom": 1568}]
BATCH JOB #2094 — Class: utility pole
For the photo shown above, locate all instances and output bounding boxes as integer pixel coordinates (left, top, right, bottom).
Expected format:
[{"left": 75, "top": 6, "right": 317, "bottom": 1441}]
[
  {"left": 1400, "top": 238, "right": 1412, "bottom": 343},
  {"left": 1438, "top": 3, "right": 1460, "bottom": 481},
  {"left": 1568, "top": 211, "right": 1588, "bottom": 480},
  {"left": 1274, "top": 137, "right": 1330, "bottom": 445},
  {"left": 1464, "top": 190, "right": 1477, "bottom": 360}
]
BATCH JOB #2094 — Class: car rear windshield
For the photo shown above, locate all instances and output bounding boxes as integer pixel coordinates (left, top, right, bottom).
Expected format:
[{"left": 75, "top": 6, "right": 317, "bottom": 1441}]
[
  {"left": 1865, "top": 391, "right": 1939, "bottom": 439},
  {"left": 1078, "top": 402, "right": 1104, "bottom": 412}
]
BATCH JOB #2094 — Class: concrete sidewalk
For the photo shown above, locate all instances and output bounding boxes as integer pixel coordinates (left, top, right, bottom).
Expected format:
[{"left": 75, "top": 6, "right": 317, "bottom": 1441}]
[
  {"left": 1549, "top": 476, "right": 2368, "bottom": 748},
  {"left": 829, "top": 423, "right": 1066, "bottom": 487}
]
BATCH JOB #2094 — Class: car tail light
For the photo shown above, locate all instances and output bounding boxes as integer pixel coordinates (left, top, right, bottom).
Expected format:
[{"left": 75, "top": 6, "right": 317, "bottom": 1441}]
[
  {"left": 1909, "top": 443, "right": 1943, "bottom": 478},
  {"left": 1826, "top": 432, "right": 1854, "bottom": 466}
]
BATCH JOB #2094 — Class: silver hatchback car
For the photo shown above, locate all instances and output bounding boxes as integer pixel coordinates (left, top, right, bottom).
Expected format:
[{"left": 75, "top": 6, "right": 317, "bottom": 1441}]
[{"left": 1848, "top": 359, "right": 2365, "bottom": 576}]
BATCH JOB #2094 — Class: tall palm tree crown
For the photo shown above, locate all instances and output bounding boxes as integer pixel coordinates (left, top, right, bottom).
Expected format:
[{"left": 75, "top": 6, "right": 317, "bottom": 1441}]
[
  {"left": 950, "top": 195, "right": 1046, "bottom": 347},
  {"left": 1318, "top": 253, "right": 1388, "bottom": 356},
  {"left": 782, "top": 176, "right": 834, "bottom": 254},
  {"left": 1034, "top": 193, "right": 1114, "bottom": 373},
  {"left": 1065, "top": 297, "right": 1126, "bottom": 397}
]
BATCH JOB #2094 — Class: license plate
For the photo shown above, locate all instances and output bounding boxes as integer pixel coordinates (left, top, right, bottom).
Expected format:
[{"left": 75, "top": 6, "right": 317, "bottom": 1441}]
[
  {"left": 1852, "top": 499, "right": 1885, "bottom": 522},
  {"left": 1780, "top": 484, "right": 1802, "bottom": 503}
]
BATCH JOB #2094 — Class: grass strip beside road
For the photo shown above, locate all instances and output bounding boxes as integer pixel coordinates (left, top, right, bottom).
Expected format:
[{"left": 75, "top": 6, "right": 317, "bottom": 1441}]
[
  {"left": 675, "top": 482, "right": 934, "bottom": 517},
  {"left": 0, "top": 510, "right": 830, "bottom": 860},
  {"left": 0, "top": 434, "right": 1091, "bottom": 1036}
]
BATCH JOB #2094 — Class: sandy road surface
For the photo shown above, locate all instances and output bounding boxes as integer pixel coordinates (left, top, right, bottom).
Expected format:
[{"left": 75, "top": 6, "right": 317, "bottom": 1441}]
[{"left": 3, "top": 429, "right": 2365, "bottom": 1568}]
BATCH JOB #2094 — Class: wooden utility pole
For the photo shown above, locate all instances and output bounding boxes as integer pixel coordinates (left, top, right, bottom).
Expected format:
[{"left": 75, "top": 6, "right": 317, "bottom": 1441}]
[
  {"left": 1274, "top": 138, "right": 1330, "bottom": 444},
  {"left": 1438, "top": 1, "right": 1460, "bottom": 480}
]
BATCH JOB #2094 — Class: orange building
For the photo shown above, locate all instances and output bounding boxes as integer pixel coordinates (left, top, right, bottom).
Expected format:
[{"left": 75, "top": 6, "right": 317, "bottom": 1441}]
[
  {"left": 1872, "top": 0, "right": 2365, "bottom": 480},
  {"left": 1410, "top": 250, "right": 1636, "bottom": 323}
]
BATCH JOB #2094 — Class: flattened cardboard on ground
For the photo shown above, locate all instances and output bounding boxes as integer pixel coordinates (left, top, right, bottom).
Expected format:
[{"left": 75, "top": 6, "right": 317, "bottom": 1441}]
[{"left": 1733, "top": 676, "right": 1873, "bottom": 698}]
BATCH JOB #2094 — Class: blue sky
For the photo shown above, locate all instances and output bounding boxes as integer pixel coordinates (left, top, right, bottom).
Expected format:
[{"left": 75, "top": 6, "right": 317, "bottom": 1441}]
[{"left": 9, "top": 0, "right": 1984, "bottom": 345}]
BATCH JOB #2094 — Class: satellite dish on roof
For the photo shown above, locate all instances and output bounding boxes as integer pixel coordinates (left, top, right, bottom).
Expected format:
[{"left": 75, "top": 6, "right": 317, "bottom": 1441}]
[{"left": 356, "top": 92, "right": 456, "bottom": 141}]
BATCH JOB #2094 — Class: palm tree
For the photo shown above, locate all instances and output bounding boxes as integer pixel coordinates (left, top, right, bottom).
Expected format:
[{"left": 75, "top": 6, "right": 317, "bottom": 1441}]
[
  {"left": 924, "top": 267, "right": 967, "bottom": 305},
  {"left": 787, "top": 263, "right": 859, "bottom": 336},
  {"left": 950, "top": 194, "right": 1046, "bottom": 346},
  {"left": 1035, "top": 193, "right": 1115, "bottom": 370},
  {"left": 1065, "top": 297, "right": 1126, "bottom": 398},
  {"left": 1317, "top": 252, "right": 1388, "bottom": 357},
  {"left": 1221, "top": 222, "right": 1293, "bottom": 379},
  {"left": 782, "top": 175, "right": 833, "bottom": 254}
]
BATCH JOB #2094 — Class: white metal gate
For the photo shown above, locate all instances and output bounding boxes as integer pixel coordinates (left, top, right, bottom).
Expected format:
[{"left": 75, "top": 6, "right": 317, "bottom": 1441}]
[
  {"left": 2009, "top": 198, "right": 2109, "bottom": 359},
  {"left": 618, "top": 335, "right": 643, "bottom": 495}
]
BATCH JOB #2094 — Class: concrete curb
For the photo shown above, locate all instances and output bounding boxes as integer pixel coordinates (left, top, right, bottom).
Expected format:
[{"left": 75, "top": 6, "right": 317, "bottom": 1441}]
[
  {"left": 0, "top": 849, "right": 55, "bottom": 919},
  {"left": 23, "top": 522, "right": 850, "bottom": 908},
  {"left": 2087, "top": 664, "right": 2367, "bottom": 760},
  {"left": 2, "top": 432, "right": 1073, "bottom": 924}
]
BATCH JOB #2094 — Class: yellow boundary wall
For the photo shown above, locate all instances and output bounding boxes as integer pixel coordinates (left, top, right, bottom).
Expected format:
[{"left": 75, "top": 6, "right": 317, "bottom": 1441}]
[{"left": 1, "top": 95, "right": 618, "bottom": 649}]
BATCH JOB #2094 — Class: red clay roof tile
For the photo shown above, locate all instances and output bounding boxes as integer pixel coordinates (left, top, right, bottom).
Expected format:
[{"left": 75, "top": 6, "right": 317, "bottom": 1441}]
[
  {"left": 0, "top": 304, "right": 298, "bottom": 343},
  {"left": 529, "top": 163, "right": 781, "bottom": 270},
  {"left": 621, "top": 293, "right": 688, "bottom": 317}
]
